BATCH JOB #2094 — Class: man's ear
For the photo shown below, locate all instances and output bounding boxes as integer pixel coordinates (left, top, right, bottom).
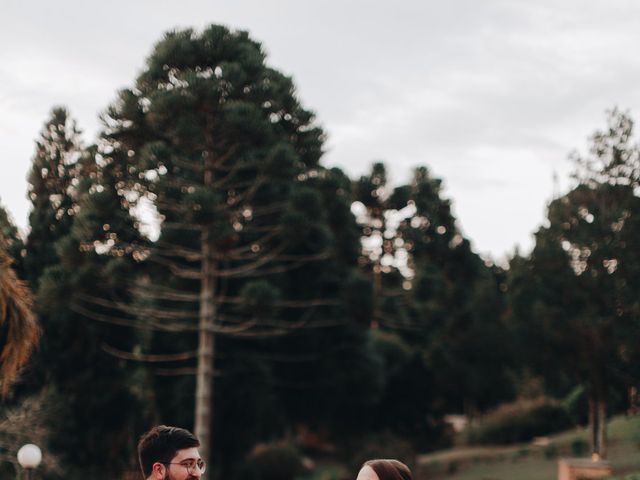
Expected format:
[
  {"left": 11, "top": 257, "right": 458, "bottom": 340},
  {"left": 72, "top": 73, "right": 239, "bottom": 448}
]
[{"left": 151, "top": 462, "right": 166, "bottom": 479}]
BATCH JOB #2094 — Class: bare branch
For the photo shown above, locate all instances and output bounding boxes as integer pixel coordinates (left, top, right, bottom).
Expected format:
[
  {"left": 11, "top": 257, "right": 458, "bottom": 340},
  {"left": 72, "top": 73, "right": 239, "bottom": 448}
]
[
  {"left": 147, "top": 256, "right": 202, "bottom": 279},
  {"left": 149, "top": 243, "right": 203, "bottom": 261},
  {"left": 170, "top": 156, "right": 204, "bottom": 173},
  {"left": 71, "top": 303, "right": 194, "bottom": 332},
  {"left": 128, "top": 286, "right": 200, "bottom": 303},
  {"left": 214, "top": 296, "right": 340, "bottom": 308},
  {"left": 77, "top": 294, "right": 198, "bottom": 321},
  {"left": 154, "top": 367, "right": 199, "bottom": 376},
  {"left": 226, "top": 252, "right": 332, "bottom": 278},
  {"left": 375, "top": 314, "right": 427, "bottom": 331},
  {"left": 206, "top": 317, "right": 257, "bottom": 334},
  {"left": 161, "top": 222, "right": 203, "bottom": 231},
  {"left": 211, "top": 243, "right": 287, "bottom": 277},
  {"left": 101, "top": 343, "right": 197, "bottom": 362}
]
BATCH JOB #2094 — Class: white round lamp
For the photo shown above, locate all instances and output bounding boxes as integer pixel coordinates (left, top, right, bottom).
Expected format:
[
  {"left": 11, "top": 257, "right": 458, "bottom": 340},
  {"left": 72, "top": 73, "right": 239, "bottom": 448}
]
[{"left": 17, "top": 444, "right": 42, "bottom": 479}]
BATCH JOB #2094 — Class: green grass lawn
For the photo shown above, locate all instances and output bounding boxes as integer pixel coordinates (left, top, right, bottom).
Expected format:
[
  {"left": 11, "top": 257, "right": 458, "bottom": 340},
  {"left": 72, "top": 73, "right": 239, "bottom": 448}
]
[{"left": 417, "top": 415, "right": 640, "bottom": 480}]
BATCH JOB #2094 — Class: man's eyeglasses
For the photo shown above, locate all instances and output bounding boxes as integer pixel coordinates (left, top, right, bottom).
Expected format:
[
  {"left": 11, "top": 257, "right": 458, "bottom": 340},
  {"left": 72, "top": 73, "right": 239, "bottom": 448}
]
[{"left": 162, "top": 459, "right": 207, "bottom": 475}]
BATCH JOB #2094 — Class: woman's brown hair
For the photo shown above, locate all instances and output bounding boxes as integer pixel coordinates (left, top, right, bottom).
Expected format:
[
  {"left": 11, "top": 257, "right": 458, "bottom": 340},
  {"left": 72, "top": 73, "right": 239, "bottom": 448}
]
[{"left": 363, "top": 459, "right": 412, "bottom": 480}]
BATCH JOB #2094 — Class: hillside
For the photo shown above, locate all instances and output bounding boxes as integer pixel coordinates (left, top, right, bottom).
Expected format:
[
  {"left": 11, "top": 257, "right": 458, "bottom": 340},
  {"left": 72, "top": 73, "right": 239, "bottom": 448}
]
[{"left": 417, "top": 415, "right": 640, "bottom": 480}]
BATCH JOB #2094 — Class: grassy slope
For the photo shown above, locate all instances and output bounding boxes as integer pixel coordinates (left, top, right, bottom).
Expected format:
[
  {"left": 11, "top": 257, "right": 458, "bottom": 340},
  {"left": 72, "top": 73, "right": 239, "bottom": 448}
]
[{"left": 417, "top": 415, "right": 640, "bottom": 480}]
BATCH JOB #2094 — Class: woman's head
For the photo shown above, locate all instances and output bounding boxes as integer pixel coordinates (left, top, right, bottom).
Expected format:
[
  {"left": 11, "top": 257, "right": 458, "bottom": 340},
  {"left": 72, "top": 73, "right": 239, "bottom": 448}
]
[{"left": 356, "top": 459, "right": 412, "bottom": 480}]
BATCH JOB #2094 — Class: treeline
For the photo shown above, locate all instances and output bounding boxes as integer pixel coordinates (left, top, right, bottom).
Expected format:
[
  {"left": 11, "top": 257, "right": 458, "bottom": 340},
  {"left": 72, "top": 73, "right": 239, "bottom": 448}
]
[{"left": 0, "top": 24, "right": 638, "bottom": 480}]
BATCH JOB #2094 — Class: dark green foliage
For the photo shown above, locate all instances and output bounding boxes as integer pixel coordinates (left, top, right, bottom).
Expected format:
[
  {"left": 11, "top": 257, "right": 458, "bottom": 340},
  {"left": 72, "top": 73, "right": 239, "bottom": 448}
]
[
  {"left": 465, "top": 398, "right": 574, "bottom": 445},
  {"left": 367, "top": 331, "right": 451, "bottom": 451},
  {"left": 563, "top": 385, "right": 588, "bottom": 426},
  {"left": 369, "top": 330, "right": 412, "bottom": 370},
  {"left": 238, "top": 442, "right": 306, "bottom": 480},
  {"left": 213, "top": 356, "right": 285, "bottom": 479},
  {"left": 507, "top": 109, "right": 640, "bottom": 455},
  {"left": 0, "top": 204, "right": 24, "bottom": 273},
  {"left": 377, "top": 352, "right": 443, "bottom": 450},
  {"left": 343, "top": 271, "right": 374, "bottom": 326},
  {"left": 265, "top": 171, "right": 379, "bottom": 448},
  {"left": 36, "top": 231, "right": 143, "bottom": 477},
  {"left": 24, "top": 107, "right": 82, "bottom": 288},
  {"left": 571, "top": 438, "right": 589, "bottom": 456},
  {"left": 377, "top": 164, "right": 512, "bottom": 413},
  {"left": 21, "top": 109, "right": 145, "bottom": 479},
  {"left": 349, "top": 161, "right": 513, "bottom": 451}
]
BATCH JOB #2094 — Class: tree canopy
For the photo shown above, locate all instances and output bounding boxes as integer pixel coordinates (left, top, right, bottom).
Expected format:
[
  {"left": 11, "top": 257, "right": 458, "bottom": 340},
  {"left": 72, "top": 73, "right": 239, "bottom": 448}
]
[{"left": 508, "top": 109, "right": 640, "bottom": 457}]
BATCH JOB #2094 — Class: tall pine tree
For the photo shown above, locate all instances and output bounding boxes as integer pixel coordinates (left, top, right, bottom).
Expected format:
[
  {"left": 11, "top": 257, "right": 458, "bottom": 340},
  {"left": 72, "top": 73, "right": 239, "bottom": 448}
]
[
  {"left": 508, "top": 109, "right": 640, "bottom": 458},
  {"left": 99, "top": 25, "right": 367, "bottom": 469},
  {"left": 24, "top": 110, "right": 144, "bottom": 479}
]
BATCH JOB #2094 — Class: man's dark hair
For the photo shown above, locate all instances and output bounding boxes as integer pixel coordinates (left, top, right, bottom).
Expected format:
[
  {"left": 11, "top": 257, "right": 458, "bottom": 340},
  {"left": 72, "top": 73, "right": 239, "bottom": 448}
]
[{"left": 138, "top": 425, "right": 200, "bottom": 477}]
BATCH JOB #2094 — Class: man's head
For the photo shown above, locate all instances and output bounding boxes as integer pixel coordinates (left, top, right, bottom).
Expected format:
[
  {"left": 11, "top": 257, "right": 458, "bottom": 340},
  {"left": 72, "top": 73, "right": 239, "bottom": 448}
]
[{"left": 138, "top": 425, "right": 204, "bottom": 480}]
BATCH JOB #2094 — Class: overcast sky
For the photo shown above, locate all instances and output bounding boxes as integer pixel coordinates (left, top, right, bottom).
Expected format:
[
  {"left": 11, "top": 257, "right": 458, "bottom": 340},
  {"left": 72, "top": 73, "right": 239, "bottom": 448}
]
[{"left": 2, "top": 0, "right": 640, "bottom": 261}]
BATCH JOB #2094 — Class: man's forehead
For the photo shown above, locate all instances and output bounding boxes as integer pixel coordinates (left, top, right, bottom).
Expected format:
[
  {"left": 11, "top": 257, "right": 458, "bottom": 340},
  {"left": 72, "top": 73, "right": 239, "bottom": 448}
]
[{"left": 172, "top": 447, "right": 201, "bottom": 462}]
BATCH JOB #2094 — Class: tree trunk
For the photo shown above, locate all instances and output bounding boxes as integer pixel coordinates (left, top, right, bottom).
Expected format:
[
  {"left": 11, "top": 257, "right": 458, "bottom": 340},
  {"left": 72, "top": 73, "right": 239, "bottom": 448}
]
[
  {"left": 371, "top": 263, "right": 381, "bottom": 329},
  {"left": 195, "top": 229, "right": 215, "bottom": 469},
  {"left": 588, "top": 394, "right": 607, "bottom": 459},
  {"left": 195, "top": 157, "right": 216, "bottom": 471}
]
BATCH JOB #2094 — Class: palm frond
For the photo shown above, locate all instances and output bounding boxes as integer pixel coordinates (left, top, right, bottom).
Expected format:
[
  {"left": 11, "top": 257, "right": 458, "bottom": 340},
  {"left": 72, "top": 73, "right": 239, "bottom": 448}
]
[{"left": 0, "top": 241, "right": 40, "bottom": 394}]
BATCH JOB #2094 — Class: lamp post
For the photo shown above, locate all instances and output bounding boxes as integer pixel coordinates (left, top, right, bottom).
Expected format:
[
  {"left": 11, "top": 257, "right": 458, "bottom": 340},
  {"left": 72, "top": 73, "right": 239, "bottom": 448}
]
[{"left": 17, "top": 444, "right": 42, "bottom": 480}]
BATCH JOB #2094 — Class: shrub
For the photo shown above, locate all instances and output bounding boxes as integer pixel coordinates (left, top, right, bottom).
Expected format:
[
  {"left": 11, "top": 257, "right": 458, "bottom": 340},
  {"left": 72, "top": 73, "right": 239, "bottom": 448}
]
[
  {"left": 511, "top": 448, "right": 529, "bottom": 462},
  {"left": 239, "top": 442, "right": 306, "bottom": 480},
  {"left": 466, "top": 398, "right": 574, "bottom": 445},
  {"left": 563, "top": 386, "right": 588, "bottom": 426},
  {"left": 570, "top": 438, "right": 588, "bottom": 457},
  {"left": 543, "top": 443, "right": 558, "bottom": 459}
]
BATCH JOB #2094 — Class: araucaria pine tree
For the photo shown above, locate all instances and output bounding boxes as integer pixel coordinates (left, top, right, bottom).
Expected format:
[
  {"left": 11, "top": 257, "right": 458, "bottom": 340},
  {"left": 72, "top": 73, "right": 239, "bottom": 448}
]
[{"left": 100, "top": 25, "right": 350, "bottom": 466}]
